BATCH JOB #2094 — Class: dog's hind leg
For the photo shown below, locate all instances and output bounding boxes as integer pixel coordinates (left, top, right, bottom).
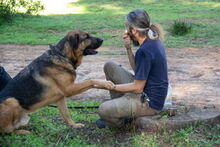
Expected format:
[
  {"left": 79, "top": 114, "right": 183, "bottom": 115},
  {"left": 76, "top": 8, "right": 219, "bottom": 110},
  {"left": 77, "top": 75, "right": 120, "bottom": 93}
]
[
  {"left": 15, "top": 113, "right": 30, "bottom": 128},
  {"left": 13, "top": 112, "right": 30, "bottom": 135},
  {"left": 0, "top": 98, "right": 31, "bottom": 135},
  {"left": 56, "top": 98, "right": 84, "bottom": 128}
]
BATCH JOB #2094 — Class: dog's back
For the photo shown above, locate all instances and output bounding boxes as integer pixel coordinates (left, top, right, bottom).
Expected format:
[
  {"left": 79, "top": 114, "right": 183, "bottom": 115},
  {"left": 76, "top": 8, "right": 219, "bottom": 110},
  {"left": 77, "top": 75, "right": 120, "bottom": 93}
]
[{"left": 0, "top": 52, "right": 50, "bottom": 110}]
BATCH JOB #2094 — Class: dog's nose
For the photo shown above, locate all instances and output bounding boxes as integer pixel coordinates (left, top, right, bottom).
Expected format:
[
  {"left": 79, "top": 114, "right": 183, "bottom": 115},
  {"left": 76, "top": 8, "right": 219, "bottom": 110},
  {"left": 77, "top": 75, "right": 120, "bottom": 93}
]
[{"left": 98, "top": 38, "right": 103, "bottom": 44}]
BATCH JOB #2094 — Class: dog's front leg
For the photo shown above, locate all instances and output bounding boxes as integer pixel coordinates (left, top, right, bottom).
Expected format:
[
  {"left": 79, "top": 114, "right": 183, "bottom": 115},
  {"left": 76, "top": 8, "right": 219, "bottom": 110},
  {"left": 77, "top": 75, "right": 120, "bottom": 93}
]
[
  {"left": 65, "top": 79, "right": 114, "bottom": 97},
  {"left": 56, "top": 98, "right": 84, "bottom": 128}
]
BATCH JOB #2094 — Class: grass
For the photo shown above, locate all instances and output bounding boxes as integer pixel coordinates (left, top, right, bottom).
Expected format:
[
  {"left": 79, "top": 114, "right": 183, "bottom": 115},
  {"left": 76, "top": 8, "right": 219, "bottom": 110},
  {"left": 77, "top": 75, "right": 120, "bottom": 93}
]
[
  {"left": 0, "top": 0, "right": 219, "bottom": 47},
  {"left": 0, "top": 100, "right": 219, "bottom": 146}
]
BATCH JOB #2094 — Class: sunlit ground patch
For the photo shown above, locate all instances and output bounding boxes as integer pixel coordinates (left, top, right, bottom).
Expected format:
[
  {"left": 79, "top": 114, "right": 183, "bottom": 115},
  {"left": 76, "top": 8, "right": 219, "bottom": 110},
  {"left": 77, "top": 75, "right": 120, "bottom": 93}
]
[{"left": 40, "top": 0, "right": 85, "bottom": 15}]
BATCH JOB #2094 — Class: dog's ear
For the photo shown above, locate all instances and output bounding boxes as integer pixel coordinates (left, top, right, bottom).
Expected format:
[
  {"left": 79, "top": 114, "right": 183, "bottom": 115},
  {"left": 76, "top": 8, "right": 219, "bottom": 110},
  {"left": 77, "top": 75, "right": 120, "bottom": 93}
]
[
  {"left": 49, "top": 44, "right": 56, "bottom": 50},
  {"left": 68, "top": 34, "right": 79, "bottom": 49}
]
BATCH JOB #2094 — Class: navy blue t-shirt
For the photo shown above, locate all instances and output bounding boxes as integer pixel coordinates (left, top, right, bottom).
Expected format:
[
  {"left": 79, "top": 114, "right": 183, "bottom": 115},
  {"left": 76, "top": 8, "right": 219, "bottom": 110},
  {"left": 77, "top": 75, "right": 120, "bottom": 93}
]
[{"left": 134, "top": 39, "right": 168, "bottom": 110}]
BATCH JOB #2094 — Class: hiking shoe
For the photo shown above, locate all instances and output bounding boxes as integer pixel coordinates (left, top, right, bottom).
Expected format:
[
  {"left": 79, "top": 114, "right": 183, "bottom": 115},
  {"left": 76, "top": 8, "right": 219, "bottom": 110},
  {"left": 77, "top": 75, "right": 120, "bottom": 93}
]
[
  {"left": 123, "top": 118, "right": 134, "bottom": 125},
  {"left": 96, "top": 118, "right": 106, "bottom": 129}
]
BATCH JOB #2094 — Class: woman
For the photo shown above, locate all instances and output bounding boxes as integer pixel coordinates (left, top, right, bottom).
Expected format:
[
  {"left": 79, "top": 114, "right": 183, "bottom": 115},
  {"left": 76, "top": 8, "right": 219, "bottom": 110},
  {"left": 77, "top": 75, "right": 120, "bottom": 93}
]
[{"left": 96, "top": 9, "right": 168, "bottom": 128}]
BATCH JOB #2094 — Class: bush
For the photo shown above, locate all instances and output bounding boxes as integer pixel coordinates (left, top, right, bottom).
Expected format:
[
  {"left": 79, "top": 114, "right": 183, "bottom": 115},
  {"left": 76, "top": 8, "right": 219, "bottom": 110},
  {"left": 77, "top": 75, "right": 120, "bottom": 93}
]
[
  {"left": 18, "top": 0, "right": 44, "bottom": 15},
  {"left": 0, "top": 0, "right": 44, "bottom": 25},
  {"left": 0, "top": 0, "right": 15, "bottom": 24},
  {"left": 170, "top": 19, "right": 192, "bottom": 36}
]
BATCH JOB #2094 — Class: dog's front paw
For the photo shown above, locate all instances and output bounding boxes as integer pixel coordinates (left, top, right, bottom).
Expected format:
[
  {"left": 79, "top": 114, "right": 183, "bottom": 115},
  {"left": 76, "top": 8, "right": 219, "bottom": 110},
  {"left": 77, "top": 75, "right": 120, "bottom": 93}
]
[
  {"left": 103, "top": 80, "right": 115, "bottom": 90},
  {"left": 93, "top": 80, "right": 115, "bottom": 90},
  {"left": 14, "top": 129, "right": 30, "bottom": 136},
  {"left": 70, "top": 123, "right": 85, "bottom": 128}
]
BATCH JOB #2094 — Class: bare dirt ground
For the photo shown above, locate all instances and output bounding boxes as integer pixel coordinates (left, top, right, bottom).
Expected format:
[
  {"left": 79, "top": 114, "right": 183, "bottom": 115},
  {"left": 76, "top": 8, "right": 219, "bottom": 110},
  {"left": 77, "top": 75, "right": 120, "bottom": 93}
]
[{"left": 0, "top": 44, "right": 219, "bottom": 107}]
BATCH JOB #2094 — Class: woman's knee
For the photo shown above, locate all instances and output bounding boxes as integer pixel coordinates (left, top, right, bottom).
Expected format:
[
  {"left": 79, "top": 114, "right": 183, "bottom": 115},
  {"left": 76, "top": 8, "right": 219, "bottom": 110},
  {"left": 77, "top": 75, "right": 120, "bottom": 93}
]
[
  {"left": 98, "top": 102, "right": 108, "bottom": 118},
  {"left": 104, "top": 61, "right": 119, "bottom": 74},
  {"left": 98, "top": 101, "right": 114, "bottom": 119}
]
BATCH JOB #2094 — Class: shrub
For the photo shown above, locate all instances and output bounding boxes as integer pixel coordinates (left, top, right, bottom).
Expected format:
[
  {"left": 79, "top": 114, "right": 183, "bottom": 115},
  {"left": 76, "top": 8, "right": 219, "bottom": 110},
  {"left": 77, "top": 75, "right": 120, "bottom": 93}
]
[
  {"left": 17, "top": 0, "right": 44, "bottom": 15},
  {"left": 0, "top": 0, "right": 15, "bottom": 24},
  {"left": 170, "top": 19, "right": 192, "bottom": 36},
  {"left": 0, "top": 0, "right": 44, "bottom": 25}
]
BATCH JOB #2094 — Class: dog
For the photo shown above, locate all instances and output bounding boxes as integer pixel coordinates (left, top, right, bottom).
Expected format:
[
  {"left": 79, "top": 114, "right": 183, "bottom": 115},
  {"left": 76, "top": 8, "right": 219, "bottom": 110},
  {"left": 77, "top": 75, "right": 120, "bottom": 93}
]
[{"left": 0, "top": 30, "right": 114, "bottom": 135}]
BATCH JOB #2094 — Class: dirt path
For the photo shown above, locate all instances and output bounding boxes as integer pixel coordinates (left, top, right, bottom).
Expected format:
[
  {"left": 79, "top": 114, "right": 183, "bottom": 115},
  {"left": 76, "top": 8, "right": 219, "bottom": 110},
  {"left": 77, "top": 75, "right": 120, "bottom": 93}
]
[{"left": 0, "top": 44, "right": 219, "bottom": 107}]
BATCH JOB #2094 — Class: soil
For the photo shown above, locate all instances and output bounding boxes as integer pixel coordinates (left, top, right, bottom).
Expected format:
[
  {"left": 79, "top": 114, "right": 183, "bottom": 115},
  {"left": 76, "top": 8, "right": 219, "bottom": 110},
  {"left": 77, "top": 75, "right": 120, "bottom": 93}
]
[{"left": 0, "top": 44, "right": 220, "bottom": 107}]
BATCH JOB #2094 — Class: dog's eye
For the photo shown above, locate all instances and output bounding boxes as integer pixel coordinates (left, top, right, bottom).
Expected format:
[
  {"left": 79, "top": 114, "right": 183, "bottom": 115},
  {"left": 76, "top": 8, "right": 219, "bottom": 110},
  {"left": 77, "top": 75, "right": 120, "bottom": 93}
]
[
  {"left": 86, "top": 34, "right": 90, "bottom": 39},
  {"left": 81, "top": 34, "right": 90, "bottom": 42}
]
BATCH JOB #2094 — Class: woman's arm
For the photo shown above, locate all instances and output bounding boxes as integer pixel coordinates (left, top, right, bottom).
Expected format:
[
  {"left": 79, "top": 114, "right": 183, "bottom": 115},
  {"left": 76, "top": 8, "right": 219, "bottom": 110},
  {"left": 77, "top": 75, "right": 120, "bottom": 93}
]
[
  {"left": 123, "top": 33, "right": 135, "bottom": 72},
  {"left": 113, "top": 80, "right": 146, "bottom": 93},
  {"left": 126, "top": 48, "right": 135, "bottom": 72}
]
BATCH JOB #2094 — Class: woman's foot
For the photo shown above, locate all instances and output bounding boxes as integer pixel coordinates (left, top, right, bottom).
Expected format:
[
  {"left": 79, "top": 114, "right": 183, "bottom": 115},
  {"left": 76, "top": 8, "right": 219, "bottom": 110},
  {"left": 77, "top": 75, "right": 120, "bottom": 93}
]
[{"left": 96, "top": 118, "right": 106, "bottom": 129}]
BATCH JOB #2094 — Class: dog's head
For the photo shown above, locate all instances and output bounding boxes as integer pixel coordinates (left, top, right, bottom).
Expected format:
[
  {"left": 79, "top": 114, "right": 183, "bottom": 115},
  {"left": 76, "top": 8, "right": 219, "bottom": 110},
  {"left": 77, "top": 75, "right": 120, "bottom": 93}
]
[
  {"left": 65, "top": 30, "right": 103, "bottom": 55},
  {"left": 52, "top": 30, "right": 103, "bottom": 68}
]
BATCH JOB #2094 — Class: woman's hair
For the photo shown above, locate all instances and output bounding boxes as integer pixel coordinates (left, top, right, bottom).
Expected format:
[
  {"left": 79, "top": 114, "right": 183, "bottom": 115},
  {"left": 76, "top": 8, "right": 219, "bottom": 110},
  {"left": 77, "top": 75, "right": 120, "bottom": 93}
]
[{"left": 126, "top": 9, "right": 164, "bottom": 40}]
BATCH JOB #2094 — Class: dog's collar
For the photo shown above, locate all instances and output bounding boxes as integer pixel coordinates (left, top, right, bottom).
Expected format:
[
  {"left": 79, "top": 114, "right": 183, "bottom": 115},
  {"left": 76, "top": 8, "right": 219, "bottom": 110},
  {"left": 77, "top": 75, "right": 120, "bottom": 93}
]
[{"left": 49, "top": 45, "right": 78, "bottom": 70}]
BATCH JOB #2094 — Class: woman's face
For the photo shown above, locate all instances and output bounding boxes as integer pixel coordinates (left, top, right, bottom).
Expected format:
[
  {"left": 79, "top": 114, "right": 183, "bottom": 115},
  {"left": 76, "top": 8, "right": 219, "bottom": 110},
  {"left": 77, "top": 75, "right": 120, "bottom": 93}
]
[{"left": 125, "top": 24, "right": 140, "bottom": 46}]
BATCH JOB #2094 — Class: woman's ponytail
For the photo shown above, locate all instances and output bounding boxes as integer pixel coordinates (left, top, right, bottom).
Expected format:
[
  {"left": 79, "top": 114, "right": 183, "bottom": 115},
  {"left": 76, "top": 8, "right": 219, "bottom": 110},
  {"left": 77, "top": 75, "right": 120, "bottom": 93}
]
[{"left": 148, "top": 24, "right": 164, "bottom": 40}]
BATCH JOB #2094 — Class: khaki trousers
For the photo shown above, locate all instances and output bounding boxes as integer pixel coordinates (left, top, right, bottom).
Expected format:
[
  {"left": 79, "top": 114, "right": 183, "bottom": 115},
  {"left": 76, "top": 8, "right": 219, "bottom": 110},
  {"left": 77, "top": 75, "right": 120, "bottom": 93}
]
[{"left": 98, "top": 61, "right": 159, "bottom": 127}]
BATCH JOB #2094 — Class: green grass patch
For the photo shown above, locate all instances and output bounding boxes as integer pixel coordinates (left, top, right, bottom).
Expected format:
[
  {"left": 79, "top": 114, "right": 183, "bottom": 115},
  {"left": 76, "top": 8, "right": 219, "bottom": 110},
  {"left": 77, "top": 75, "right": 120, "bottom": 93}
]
[
  {"left": 0, "top": 0, "right": 219, "bottom": 47},
  {"left": 1, "top": 100, "right": 219, "bottom": 146}
]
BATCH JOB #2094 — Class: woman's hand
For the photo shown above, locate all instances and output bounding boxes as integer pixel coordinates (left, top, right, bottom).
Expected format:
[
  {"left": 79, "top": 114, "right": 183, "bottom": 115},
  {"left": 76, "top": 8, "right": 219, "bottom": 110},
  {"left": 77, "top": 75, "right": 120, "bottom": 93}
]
[
  {"left": 123, "top": 31, "right": 132, "bottom": 50},
  {"left": 92, "top": 80, "right": 115, "bottom": 90}
]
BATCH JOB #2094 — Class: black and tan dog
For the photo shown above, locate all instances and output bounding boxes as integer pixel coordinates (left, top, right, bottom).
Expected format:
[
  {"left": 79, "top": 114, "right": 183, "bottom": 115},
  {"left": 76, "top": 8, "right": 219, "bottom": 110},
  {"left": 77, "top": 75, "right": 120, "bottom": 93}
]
[{"left": 0, "top": 30, "right": 114, "bottom": 135}]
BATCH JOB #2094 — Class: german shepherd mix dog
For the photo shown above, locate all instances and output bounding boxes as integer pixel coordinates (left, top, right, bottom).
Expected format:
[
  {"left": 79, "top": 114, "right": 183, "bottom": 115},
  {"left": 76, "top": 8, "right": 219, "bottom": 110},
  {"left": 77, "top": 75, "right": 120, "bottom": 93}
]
[{"left": 0, "top": 30, "right": 114, "bottom": 135}]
